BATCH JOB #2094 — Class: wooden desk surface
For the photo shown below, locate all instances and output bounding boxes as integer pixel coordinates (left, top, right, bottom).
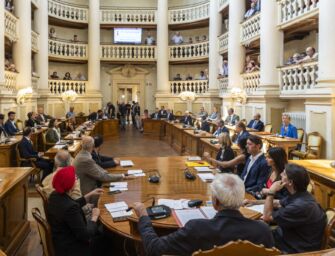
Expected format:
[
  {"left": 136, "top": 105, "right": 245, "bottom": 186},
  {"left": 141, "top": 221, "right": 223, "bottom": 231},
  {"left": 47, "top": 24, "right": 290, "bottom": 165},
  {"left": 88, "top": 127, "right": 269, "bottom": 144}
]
[
  {"left": 98, "top": 156, "right": 260, "bottom": 240},
  {"left": 183, "top": 129, "right": 215, "bottom": 138},
  {"left": 173, "top": 123, "right": 195, "bottom": 130},
  {"left": 44, "top": 141, "right": 82, "bottom": 158},
  {"left": 0, "top": 167, "right": 32, "bottom": 198},
  {"left": 225, "top": 125, "right": 258, "bottom": 132},
  {"left": 200, "top": 138, "right": 240, "bottom": 152}
]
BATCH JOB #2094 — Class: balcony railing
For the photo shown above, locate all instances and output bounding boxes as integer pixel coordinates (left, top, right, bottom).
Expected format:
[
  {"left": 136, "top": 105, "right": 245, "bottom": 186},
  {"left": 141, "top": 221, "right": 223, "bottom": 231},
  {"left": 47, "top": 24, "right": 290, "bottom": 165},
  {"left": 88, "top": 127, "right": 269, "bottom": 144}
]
[
  {"left": 169, "top": 41, "right": 209, "bottom": 61},
  {"left": 279, "top": 61, "right": 318, "bottom": 93},
  {"left": 218, "top": 32, "right": 229, "bottom": 54},
  {"left": 170, "top": 80, "right": 209, "bottom": 95},
  {"left": 48, "top": 80, "right": 87, "bottom": 95},
  {"left": 100, "top": 9, "right": 156, "bottom": 25},
  {"left": 100, "top": 45, "right": 156, "bottom": 61},
  {"left": 48, "top": 0, "right": 88, "bottom": 23},
  {"left": 242, "top": 71, "right": 260, "bottom": 94},
  {"left": 49, "top": 39, "right": 88, "bottom": 60},
  {"left": 4, "top": 10, "right": 18, "bottom": 42},
  {"left": 278, "top": 0, "right": 319, "bottom": 27},
  {"left": 31, "top": 76, "right": 39, "bottom": 90},
  {"left": 218, "top": 77, "right": 229, "bottom": 96},
  {"left": 4, "top": 71, "right": 18, "bottom": 92},
  {"left": 32, "top": 31, "right": 39, "bottom": 53},
  {"left": 240, "top": 13, "right": 261, "bottom": 46},
  {"left": 168, "top": 2, "right": 209, "bottom": 25},
  {"left": 219, "top": 0, "right": 229, "bottom": 12}
]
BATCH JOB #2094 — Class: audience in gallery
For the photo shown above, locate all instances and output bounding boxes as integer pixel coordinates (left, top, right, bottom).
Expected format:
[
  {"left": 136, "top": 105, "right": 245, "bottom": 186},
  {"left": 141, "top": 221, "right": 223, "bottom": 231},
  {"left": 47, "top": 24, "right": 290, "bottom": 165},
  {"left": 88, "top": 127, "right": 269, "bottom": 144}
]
[
  {"left": 144, "top": 32, "right": 155, "bottom": 45},
  {"left": 4, "top": 111, "right": 19, "bottom": 136},
  {"left": 25, "top": 111, "right": 40, "bottom": 127},
  {"left": 72, "top": 34, "right": 79, "bottom": 43},
  {"left": 5, "top": 54, "right": 18, "bottom": 73},
  {"left": 233, "top": 121, "right": 250, "bottom": 144},
  {"left": 18, "top": 127, "right": 54, "bottom": 180},
  {"left": 245, "top": 57, "right": 260, "bottom": 73},
  {"left": 207, "top": 106, "right": 221, "bottom": 122},
  {"left": 173, "top": 72, "right": 208, "bottom": 81},
  {"left": 49, "top": 27, "right": 57, "bottom": 39},
  {"left": 92, "top": 135, "right": 120, "bottom": 169},
  {"left": 46, "top": 119, "right": 61, "bottom": 144},
  {"left": 66, "top": 106, "right": 76, "bottom": 119},
  {"left": 63, "top": 72, "right": 72, "bottom": 80},
  {"left": 263, "top": 163, "right": 326, "bottom": 254},
  {"left": 0, "top": 114, "right": 9, "bottom": 138},
  {"left": 185, "top": 74, "right": 193, "bottom": 80},
  {"left": 286, "top": 47, "right": 318, "bottom": 65},
  {"left": 224, "top": 108, "right": 240, "bottom": 125},
  {"left": 198, "top": 70, "right": 207, "bottom": 80},
  {"left": 218, "top": 59, "right": 228, "bottom": 78},
  {"left": 213, "top": 120, "right": 229, "bottom": 137},
  {"left": 188, "top": 37, "right": 193, "bottom": 44},
  {"left": 180, "top": 110, "right": 193, "bottom": 126},
  {"left": 5, "top": 0, "right": 14, "bottom": 12},
  {"left": 50, "top": 71, "right": 59, "bottom": 79},
  {"left": 247, "top": 113, "right": 264, "bottom": 131},
  {"left": 244, "top": 0, "right": 261, "bottom": 19},
  {"left": 133, "top": 173, "right": 274, "bottom": 256},
  {"left": 171, "top": 31, "right": 184, "bottom": 45},
  {"left": 280, "top": 113, "right": 298, "bottom": 139},
  {"left": 75, "top": 72, "right": 86, "bottom": 81},
  {"left": 241, "top": 135, "right": 270, "bottom": 193}
]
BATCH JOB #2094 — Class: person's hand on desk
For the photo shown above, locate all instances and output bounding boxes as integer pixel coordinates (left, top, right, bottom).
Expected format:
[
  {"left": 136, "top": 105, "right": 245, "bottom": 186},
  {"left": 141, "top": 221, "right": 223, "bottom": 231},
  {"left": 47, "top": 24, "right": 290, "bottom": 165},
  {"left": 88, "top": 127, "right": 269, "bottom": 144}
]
[
  {"left": 133, "top": 202, "right": 148, "bottom": 218},
  {"left": 114, "top": 158, "right": 120, "bottom": 165},
  {"left": 203, "top": 152, "right": 211, "bottom": 160},
  {"left": 38, "top": 152, "right": 44, "bottom": 157},
  {"left": 91, "top": 208, "right": 100, "bottom": 222},
  {"left": 85, "top": 188, "right": 104, "bottom": 202}
]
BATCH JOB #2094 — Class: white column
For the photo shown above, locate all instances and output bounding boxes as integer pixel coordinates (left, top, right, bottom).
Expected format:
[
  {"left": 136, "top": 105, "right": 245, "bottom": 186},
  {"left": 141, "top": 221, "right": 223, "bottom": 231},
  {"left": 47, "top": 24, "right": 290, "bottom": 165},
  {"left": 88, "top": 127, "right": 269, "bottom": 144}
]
[
  {"left": 35, "top": 0, "right": 49, "bottom": 92},
  {"left": 318, "top": 0, "right": 335, "bottom": 88},
  {"left": 208, "top": 0, "right": 222, "bottom": 91},
  {"left": 88, "top": 0, "right": 100, "bottom": 91},
  {"left": 228, "top": 0, "right": 245, "bottom": 89},
  {"left": 0, "top": 3, "right": 4, "bottom": 85},
  {"left": 156, "top": 0, "right": 169, "bottom": 93},
  {"left": 259, "top": 0, "right": 283, "bottom": 92},
  {"left": 13, "top": 0, "right": 32, "bottom": 89}
]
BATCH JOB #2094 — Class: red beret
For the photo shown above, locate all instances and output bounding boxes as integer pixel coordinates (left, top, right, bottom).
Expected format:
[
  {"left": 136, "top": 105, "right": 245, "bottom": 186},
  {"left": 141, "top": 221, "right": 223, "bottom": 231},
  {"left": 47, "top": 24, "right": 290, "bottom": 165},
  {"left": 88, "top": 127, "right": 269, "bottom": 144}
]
[{"left": 52, "top": 166, "right": 76, "bottom": 194}]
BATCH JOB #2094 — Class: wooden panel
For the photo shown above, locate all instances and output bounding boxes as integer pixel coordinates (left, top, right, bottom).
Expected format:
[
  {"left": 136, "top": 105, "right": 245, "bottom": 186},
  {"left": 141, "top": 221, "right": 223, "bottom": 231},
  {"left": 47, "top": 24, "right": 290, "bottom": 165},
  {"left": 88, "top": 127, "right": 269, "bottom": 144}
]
[
  {"left": 270, "top": 108, "right": 285, "bottom": 134},
  {"left": 89, "top": 103, "right": 99, "bottom": 113},
  {"left": 245, "top": 106, "right": 253, "bottom": 122},
  {"left": 53, "top": 103, "right": 65, "bottom": 118},
  {"left": 173, "top": 103, "right": 187, "bottom": 114},
  {"left": 309, "top": 111, "right": 327, "bottom": 159},
  {"left": 191, "top": 103, "right": 203, "bottom": 115},
  {"left": 71, "top": 103, "right": 84, "bottom": 114},
  {"left": 102, "top": 119, "right": 119, "bottom": 138},
  {"left": 143, "top": 119, "right": 165, "bottom": 139}
]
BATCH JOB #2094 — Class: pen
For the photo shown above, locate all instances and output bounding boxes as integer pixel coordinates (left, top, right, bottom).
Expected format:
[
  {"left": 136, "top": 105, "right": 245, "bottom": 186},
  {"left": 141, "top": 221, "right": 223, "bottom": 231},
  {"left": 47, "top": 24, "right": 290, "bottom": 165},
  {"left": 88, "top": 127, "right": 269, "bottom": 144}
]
[{"left": 126, "top": 207, "right": 133, "bottom": 212}]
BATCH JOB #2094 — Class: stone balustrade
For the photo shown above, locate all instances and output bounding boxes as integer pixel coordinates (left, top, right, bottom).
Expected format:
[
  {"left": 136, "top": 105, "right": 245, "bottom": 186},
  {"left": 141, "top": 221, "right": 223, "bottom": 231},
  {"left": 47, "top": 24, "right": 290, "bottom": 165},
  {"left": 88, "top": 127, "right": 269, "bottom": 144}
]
[
  {"left": 32, "top": 31, "right": 39, "bottom": 53},
  {"left": 48, "top": 0, "right": 88, "bottom": 23},
  {"left": 48, "top": 39, "right": 88, "bottom": 60},
  {"left": 4, "top": 10, "right": 18, "bottom": 42},
  {"left": 242, "top": 71, "right": 260, "bottom": 94},
  {"left": 100, "top": 45, "right": 156, "bottom": 61},
  {"left": 100, "top": 8, "right": 156, "bottom": 25},
  {"left": 170, "top": 80, "right": 209, "bottom": 94},
  {"left": 169, "top": 41, "right": 209, "bottom": 61},
  {"left": 240, "top": 13, "right": 261, "bottom": 46},
  {"left": 3, "top": 71, "right": 18, "bottom": 92},
  {"left": 168, "top": 2, "right": 209, "bottom": 25},
  {"left": 218, "top": 77, "right": 229, "bottom": 96},
  {"left": 48, "top": 80, "right": 87, "bottom": 95},
  {"left": 218, "top": 32, "right": 229, "bottom": 54}
]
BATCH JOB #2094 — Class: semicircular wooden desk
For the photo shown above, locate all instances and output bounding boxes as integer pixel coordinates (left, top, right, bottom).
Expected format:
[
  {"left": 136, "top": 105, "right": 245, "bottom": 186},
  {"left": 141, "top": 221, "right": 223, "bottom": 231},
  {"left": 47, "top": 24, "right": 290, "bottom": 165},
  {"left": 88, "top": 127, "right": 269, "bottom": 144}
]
[{"left": 98, "top": 156, "right": 259, "bottom": 241}]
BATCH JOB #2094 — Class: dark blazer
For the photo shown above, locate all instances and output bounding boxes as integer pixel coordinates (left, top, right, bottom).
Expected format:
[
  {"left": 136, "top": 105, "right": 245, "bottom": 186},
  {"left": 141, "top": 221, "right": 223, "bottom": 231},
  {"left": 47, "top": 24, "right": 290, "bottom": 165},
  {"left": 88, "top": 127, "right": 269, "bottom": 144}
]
[
  {"left": 36, "top": 114, "right": 52, "bottom": 123},
  {"left": 46, "top": 128, "right": 60, "bottom": 144},
  {"left": 25, "top": 118, "right": 39, "bottom": 127},
  {"left": 47, "top": 192, "right": 98, "bottom": 256},
  {"left": 235, "top": 131, "right": 250, "bottom": 144},
  {"left": 181, "top": 115, "right": 193, "bottom": 126},
  {"left": 0, "top": 125, "right": 9, "bottom": 137},
  {"left": 88, "top": 112, "right": 98, "bottom": 121},
  {"left": 150, "top": 112, "right": 161, "bottom": 120},
  {"left": 213, "top": 126, "right": 229, "bottom": 137},
  {"left": 4, "top": 120, "right": 19, "bottom": 136},
  {"left": 166, "top": 112, "right": 175, "bottom": 121},
  {"left": 19, "top": 136, "right": 38, "bottom": 159},
  {"left": 247, "top": 120, "right": 264, "bottom": 131},
  {"left": 241, "top": 154, "right": 271, "bottom": 192},
  {"left": 216, "top": 147, "right": 235, "bottom": 173},
  {"left": 159, "top": 110, "right": 167, "bottom": 118},
  {"left": 201, "top": 121, "right": 210, "bottom": 133},
  {"left": 91, "top": 150, "right": 116, "bottom": 169},
  {"left": 138, "top": 210, "right": 274, "bottom": 256}
]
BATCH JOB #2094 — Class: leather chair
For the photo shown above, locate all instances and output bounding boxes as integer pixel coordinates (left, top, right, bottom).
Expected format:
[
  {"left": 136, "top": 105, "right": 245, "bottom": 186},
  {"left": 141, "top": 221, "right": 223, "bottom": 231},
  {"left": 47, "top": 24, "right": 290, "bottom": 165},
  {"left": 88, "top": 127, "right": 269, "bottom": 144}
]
[
  {"left": 16, "top": 119, "right": 24, "bottom": 131},
  {"left": 42, "top": 131, "right": 56, "bottom": 152},
  {"left": 291, "top": 132, "right": 323, "bottom": 159},
  {"left": 35, "top": 184, "right": 49, "bottom": 221},
  {"left": 192, "top": 240, "right": 281, "bottom": 256},
  {"left": 32, "top": 208, "right": 55, "bottom": 256},
  {"left": 264, "top": 124, "right": 272, "bottom": 133},
  {"left": 322, "top": 208, "right": 335, "bottom": 249}
]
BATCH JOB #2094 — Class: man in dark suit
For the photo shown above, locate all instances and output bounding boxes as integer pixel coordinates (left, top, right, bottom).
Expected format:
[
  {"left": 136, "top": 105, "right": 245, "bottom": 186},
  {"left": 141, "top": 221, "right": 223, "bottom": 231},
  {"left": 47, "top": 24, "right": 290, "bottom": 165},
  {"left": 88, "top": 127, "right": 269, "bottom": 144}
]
[
  {"left": 247, "top": 113, "right": 264, "bottom": 131},
  {"left": 150, "top": 108, "right": 161, "bottom": 120},
  {"left": 18, "top": 127, "right": 53, "bottom": 179},
  {"left": 36, "top": 106, "right": 53, "bottom": 124},
  {"left": 159, "top": 106, "right": 167, "bottom": 119},
  {"left": 180, "top": 111, "right": 193, "bottom": 126},
  {"left": 4, "top": 111, "right": 19, "bottom": 136},
  {"left": 166, "top": 109, "right": 175, "bottom": 121},
  {"left": 200, "top": 116, "right": 210, "bottom": 132},
  {"left": 213, "top": 120, "right": 229, "bottom": 137},
  {"left": 92, "top": 135, "right": 120, "bottom": 169},
  {"left": 133, "top": 174, "right": 274, "bottom": 256},
  {"left": 234, "top": 121, "right": 250, "bottom": 144},
  {"left": 88, "top": 111, "right": 98, "bottom": 121},
  {"left": 25, "top": 112, "right": 40, "bottom": 127},
  {"left": 107, "top": 102, "right": 116, "bottom": 119},
  {"left": 0, "top": 114, "right": 9, "bottom": 138},
  {"left": 241, "top": 135, "right": 271, "bottom": 192}
]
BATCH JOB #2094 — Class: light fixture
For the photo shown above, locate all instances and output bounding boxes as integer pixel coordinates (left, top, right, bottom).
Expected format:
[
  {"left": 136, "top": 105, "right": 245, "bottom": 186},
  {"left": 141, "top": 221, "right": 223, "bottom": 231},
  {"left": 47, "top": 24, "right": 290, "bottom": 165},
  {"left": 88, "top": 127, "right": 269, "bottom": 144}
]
[
  {"left": 231, "top": 87, "right": 246, "bottom": 104},
  {"left": 17, "top": 87, "right": 33, "bottom": 105},
  {"left": 61, "top": 90, "right": 78, "bottom": 103},
  {"left": 179, "top": 91, "right": 196, "bottom": 102}
]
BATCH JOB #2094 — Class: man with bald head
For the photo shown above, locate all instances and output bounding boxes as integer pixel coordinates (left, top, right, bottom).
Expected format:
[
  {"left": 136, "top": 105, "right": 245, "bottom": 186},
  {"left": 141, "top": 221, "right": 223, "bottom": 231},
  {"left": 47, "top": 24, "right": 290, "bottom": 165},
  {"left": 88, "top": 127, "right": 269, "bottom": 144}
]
[
  {"left": 73, "top": 136, "right": 130, "bottom": 196},
  {"left": 247, "top": 113, "right": 264, "bottom": 131}
]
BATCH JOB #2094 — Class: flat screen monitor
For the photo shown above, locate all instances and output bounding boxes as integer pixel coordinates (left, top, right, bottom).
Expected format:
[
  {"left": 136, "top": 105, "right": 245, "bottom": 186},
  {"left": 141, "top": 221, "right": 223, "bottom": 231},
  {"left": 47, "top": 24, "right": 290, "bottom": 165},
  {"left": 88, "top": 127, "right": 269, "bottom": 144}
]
[{"left": 114, "top": 28, "right": 142, "bottom": 44}]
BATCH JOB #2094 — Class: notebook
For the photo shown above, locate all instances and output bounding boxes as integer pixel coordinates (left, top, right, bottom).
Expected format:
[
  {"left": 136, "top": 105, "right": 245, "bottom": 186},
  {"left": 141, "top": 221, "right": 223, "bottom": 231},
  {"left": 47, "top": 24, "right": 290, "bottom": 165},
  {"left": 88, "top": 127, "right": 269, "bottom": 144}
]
[
  {"left": 185, "top": 161, "right": 210, "bottom": 167},
  {"left": 120, "top": 160, "right": 134, "bottom": 167}
]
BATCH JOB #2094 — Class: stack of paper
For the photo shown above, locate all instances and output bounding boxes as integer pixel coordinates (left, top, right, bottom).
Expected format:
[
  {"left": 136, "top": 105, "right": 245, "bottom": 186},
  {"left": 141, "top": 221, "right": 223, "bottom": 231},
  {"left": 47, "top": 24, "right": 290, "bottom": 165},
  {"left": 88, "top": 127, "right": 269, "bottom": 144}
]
[
  {"left": 54, "top": 145, "right": 65, "bottom": 149},
  {"left": 200, "top": 206, "right": 217, "bottom": 219},
  {"left": 120, "top": 160, "right": 134, "bottom": 167},
  {"left": 104, "top": 201, "right": 133, "bottom": 221},
  {"left": 188, "top": 156, "right": 202, "bottom": 161},
  {"left": 127, "top": 170, "right": 146, "bottom": 177},
  {"left": 197, "top": 173, "right": 215, "bottom": 182},
  {"left": 246, "top": 204, "right": 264, "bottom": 214},
  {"left": 158, "top": 199, "right": 190, "bottom": 210},
  {"left": 194, "top": 166, "right": 212, "bottom": 172},
  {"left": 110, "top": 182, "right": 128, "bottom": 192},
  {"left": 173, "top": 209, "right": 206, "bottom": 227}
]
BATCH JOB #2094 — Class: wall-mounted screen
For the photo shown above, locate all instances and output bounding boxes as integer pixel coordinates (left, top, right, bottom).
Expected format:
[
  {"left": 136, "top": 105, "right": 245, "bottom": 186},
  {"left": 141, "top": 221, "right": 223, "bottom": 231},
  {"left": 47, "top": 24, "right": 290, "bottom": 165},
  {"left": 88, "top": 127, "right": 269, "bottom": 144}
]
[{"left": 114, "top": 28, "right": 142, "bottom": 44}]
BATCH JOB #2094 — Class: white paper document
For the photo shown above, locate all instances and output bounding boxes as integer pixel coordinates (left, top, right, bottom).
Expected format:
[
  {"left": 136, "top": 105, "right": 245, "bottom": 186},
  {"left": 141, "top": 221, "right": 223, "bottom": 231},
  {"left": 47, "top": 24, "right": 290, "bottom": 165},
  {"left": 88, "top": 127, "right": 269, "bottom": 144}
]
[
  {"left": 54, "top": 145, "right": 65, "bottom": 149},
  {"left": 201, "top": 206, "right": 217, "bottom": 219},
  {"left": 174, "top": 209, "right": 206, "bottom": 227},
  {"left": 105, "top": 201, "right": 128, "bottom": 213},
  {"left": 188, "top": 156, "right": 202, "bottom": 161},
  {"left": 110, "top": 182, "right": 128, "bottom": 188},
  {"left": 158, "top": 199, "right": 190, "bottom": 210},
  {"left": 247, "top": 204, "right": 265, "bottom": 214},
  {"left": 110, "top": 210, "right": 133, "bottom": 218},
  {"left": 120, "top": 160, "right": 134, "bottom": 167},
  {"left": 127, "top": 170, "right": 143, "bottom": 175},
  {"left": 197, "top": 173, "right": 215, "bottom": 182},
  {"left": 194, "top": 166, "right": 212, "bottom": 172},
  {"left": 109, "top": 187, "right": 128, "bottom": 192}
]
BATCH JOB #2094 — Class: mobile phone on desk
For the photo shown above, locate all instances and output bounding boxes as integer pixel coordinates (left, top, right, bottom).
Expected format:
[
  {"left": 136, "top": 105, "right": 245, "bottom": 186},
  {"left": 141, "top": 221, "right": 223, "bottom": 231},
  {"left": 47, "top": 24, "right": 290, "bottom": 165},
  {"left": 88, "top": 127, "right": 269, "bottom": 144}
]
[{"left": 108, "top": 190, "right": 121, "bottom": 195}]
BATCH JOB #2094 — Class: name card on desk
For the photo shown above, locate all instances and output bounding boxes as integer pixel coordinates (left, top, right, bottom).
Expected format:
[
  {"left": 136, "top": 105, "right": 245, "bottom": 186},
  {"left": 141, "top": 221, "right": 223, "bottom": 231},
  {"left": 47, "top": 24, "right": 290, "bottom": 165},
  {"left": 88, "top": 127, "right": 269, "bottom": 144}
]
[
  {"left": 197, "top": 173, "right": 215, "bottom": 182},
  {"left": 120, "top": 160, "right": 134, "bottom": 167}
]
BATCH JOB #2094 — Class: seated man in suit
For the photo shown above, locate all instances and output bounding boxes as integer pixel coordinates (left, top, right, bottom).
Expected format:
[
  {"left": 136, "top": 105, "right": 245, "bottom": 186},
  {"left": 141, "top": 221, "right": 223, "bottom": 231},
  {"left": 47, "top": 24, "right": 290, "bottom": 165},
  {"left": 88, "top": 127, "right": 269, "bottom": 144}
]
[
  {"left": 180, "top": 111, "right": 193, "bottom": 126},
  {"left": 224, "top": 108, "right": 240, "bottom": 125},
  {"left": 247, "top": 113, "right": 264, "bottom": 131},
  {"left": 45, "top": 119, "right": 61, "bottom": 144},
  {"left": 36, "top": 106, "right": 53, "bottom": 124},
  {"left": 73, "top": 136, "right": 134, "bottom": 196},
  {"left": 234, "top": 121, "right": 250, "bottom": 144},
  {"left": 25, "top": 111, "right": 40, "bottom": 127},
  {"left": 150, "top": 108, "right": 161, "bottom": 120},
  {"left": 0, "top": 114, "right": 9, "bottom": 138},
  {"left": 200, "top": 115, "right": 210, "bottom": 132},
  {"left": 92, "top": 135, "right": 120, "bottom": 169},
  {"left": 207, "top": 106, "right": 221, "bottom": 122},
  {"left": 133, "top": 173, "right": 274, "bottom": 256},
  {"left": 197, "top": 106, "right": 208, "bottom": 119},
  {"left": 166, "top": 109, "right": 175, "bottom": 121},
  {"left": 280, "top": 113, "right": 298, "bottom": 138},
  {"left": 88, "top": 111, "right": 98, "bottom": 122},
  {"left": 159, "top": 106, "right": 167, "bottom": 119},
  {"left": 213, "top": 120, "right": 229, "bottom": 137},
  {"left": 18, "top": 127, "right": 53, "bottom": 180},
  {"left": 4, "top": 111, "right": 20, "bottom": 136},
  {"left": 241, "top": 135, "right": 271, "bottom": 192}
]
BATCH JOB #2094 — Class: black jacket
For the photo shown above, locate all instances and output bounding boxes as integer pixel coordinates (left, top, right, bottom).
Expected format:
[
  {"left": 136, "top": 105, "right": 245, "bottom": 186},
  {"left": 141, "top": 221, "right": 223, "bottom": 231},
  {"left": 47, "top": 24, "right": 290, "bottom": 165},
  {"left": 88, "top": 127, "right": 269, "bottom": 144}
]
[
  {"left": 138, "top": 210, "right": 274, "bottom": 256},
  {"left": 19, "top": 136, "right": 38, "bottom": 159},
  {"left": 181, "top": 116, "right": 193, "bottom": 126},
  {"left": 216, "top": 147, "right": 235, "bottom": 173},
  {"left": 166, "top": 113, "right": 175, "bottom": 121},
  {"left": 25, "top": 118, "right": 39, "bottom": 127},
  {"left": 47, "top": 192, "right": 98, "bottom": 256},
  {"left": 91, "top": 150, "right": 117, "bottom": 169},
  {"left": 0, "top": 125, "right": 9, "bottom": 137},
  {"left": 4, "top": 120, "right": 19, "bottom": 135},
  {"left": 150, "top": 112, "right": 161, "bottom": 120}
]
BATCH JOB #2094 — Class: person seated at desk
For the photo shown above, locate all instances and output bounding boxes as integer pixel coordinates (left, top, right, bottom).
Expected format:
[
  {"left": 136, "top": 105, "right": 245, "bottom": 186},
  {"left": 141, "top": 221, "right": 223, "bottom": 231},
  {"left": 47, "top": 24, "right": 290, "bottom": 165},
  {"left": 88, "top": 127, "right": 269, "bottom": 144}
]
[
  {"left": 36, "top": 106, "right": 53, "bottom": 124},
  {"left": 263, "top": 164, "right": 326, "bottom": 254},
  {"left": 150, "top": 108, "right": 161, "bottom": 120},
  {"left": 280, "top": 113, "right": 298, "bottom": 139},
  {"left": 197, "top": 106, "right": 208, "bottom": 119},
  {"left": 66, "top": 117, "right": 76, "bottom": 133},
  {"left": 18, "top": 127, "right": 54, "bottom": 180},
  {"left": 46, "top": 119, "right": 61, "bottom": 144},
  {"left": 92, "top": 135, "right": 120, "bottom": 169},
  {"left": 207, "top": 107, "right": 221, "bottom": 122},
  {"left": 241, "top": 135, "right": 270, "bottom": 193},
  {"left": 0, "top": 114, "right": 9, "bottom": 138},
  {"left": 213, "top": 120, "right": 229, "bottom": 137},
  {"left": 133, "top": 174, "right": 274, "bottom": 256},
  {"left": 247, "top": 113, "right": 264, "bottom": 131},
  {"left": 66, "top": 106, "right": 75, "bottom": 119},
  {"left": 73, "top": 136, "right": 132, "bottom": 196},
  {"left": 204, "top": 133, "right": 235, "bottom": 173},
  {"left": 25, "top": 111, "right": 40, "bottom": 127},
  {"left": 180, "top": 111, "right": 193, "bottom": 126},
  {"left": 224, "top": 108, "right": 240, "bottom": 125},
  {"left": 4, "top": 111, "right": 20, "bottom": 136},
  {"left": 88, "top": 110, "right": 104, "bottom": 122},
  {"left": 166, "top": 109, "right": 175, "bottom": 121},
  {"left": 47, "top": 166, "right": 104, "bottom": 256},
  {"left": 200, "top": 116, "right": 210, "bottom": 133},
  {"left": 159, "top": 106, "right": 167, "bottom": 119},
  {"left": 233, "top": 121, "right": 250, "bottom": 144}
]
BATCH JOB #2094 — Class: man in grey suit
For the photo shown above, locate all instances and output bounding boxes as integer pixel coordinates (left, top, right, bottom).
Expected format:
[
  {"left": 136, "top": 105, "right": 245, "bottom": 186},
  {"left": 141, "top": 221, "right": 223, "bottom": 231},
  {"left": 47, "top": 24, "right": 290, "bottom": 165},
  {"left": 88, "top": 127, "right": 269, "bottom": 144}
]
[
  {"left": 224, "top": 108, "right": 240, "bottom": 125},
  {"left": 74, "top": 136, "right": 132, "bottom": 197}
]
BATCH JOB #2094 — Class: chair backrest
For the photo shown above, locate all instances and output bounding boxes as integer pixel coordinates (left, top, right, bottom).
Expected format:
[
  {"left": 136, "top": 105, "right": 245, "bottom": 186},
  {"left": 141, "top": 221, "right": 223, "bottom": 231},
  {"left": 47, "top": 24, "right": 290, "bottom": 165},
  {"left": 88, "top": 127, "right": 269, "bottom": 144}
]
[
  {"left": 297, "top": 128, "right": 305, "bottom": 144},
  {"left": 306, "top": 132, "right": 323, "bottom": 158},
  {"left": 264, "top": 124, "right": 272, "bottom": 133},
  {"left": 31, "top": 208, "right": 55, "bottom": 256},
  {"left": 16, "top": 119, "right": 23, "bottom": 131},
  {"left": 35, "top": 184, "right": 50, "bottom": 221},
  {"left": 0, "top": 249, "right": 7, "bottom": 256},
  {"left": 175, "top": 111, "right": 182, "bottom": 116},
  {"left": 241, "top": 119, "right": 247, "bottom": 126},
  {"left": 322, "top": 208, "right": 335, "bottom": 249},
  {"left": 192, "top": 240, "right": 281, "bottom": 256}
]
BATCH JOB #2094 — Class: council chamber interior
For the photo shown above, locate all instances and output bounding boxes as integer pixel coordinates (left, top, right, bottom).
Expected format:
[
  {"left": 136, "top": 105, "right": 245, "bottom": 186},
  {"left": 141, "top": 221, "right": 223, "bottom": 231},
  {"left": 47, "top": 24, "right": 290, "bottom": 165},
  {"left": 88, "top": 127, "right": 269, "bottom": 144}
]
[{"left": 0, "top": 0, "right": 335, "bottom": 256}]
